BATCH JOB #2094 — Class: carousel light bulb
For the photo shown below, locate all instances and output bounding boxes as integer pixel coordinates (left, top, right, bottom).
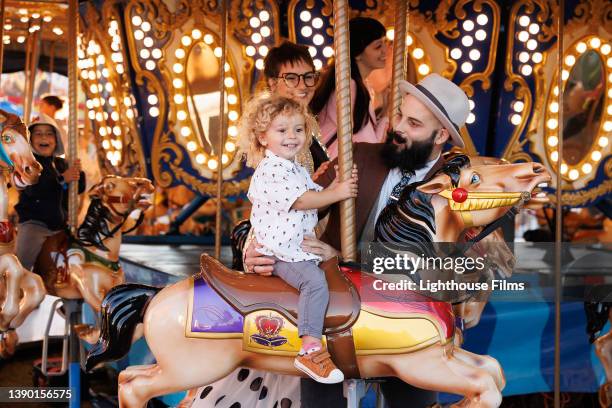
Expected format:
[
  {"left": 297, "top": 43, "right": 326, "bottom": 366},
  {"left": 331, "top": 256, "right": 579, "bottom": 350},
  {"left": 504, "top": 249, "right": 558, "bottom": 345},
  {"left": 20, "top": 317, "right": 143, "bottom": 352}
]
[
  {"left": 86, "top": 100, "right": 94, "bottom": 109},
  {"left": 196, "top": 154, "right": 206, "bottom": 164},
  {"left": 259, "top": 45, "right": 269, "bottom": 56},
  {"left": 134, "top": 30, "right": 144, "bottom": 40},
  {"left": 174, "top": 94, "right": 184, "bottom": 104},
  {"left": 255, "top": 59, "right": 265, "bottom": 70},
  {"left": 43, "top": 16, "right": 52, "bottom": 23},
  {"left": 111, "top": 42, "right": 120, "bottom": 52},
  {"left": 251, "top": 33, "right": 262, "bottom": 44},
  {"left": 468, "top": 99, "right": 475, "bottom": 110},
  {"left": 53, "top": 27, "right": 63, "bottom": 36},
  {"left": 208, "top": 159, "right": 218, "bottom": 170},
  {"left": 228, "top": 94, "right": 237, "bottom": 104},
  {"left": 406, "top": 35, "right": 413, "bottom": 46},
  {"left": 312, "top": 17, "right": 324, "bottom": 29},
  {"left": 582, "top": 163, "right": 592, "bottom": 174},
  {"left": 20, "top": 17, "right": 28, "bottom": 23},
  {"left": 590, "top": 37, "right": 601, "bottom": 49},
  {"left": 140, "top": 49, "right": 150, "bottom": 59},
  {"left": 450, "top": 48, "right": 462, "bottom": 59},
  {"left": 463, "top": 20, "right": 474, "bottom": 31},
  {"left": 553, "top": 86, "right": 559, "bottom": 96},
  {"left": 609, "top": 88, "right": 612, "bottom": 98},
  {"left": 568, "top": 169, "right": 579, "bottom": 180},
  {"left": 576, "top": 42, "right": 587, "bottom": 53},
  {"left": 224, "top": 77, "right": 235, "bottom": 88},
  {"left": 145, "top": 60, "right": 156, "bottom": 70},
  {"left": 149, "top": 107, "right": 159, "bottom": 117},
  {"left": 173, "top": 63, "right": 184, "bottom": 73},
  {"left": 17, "top": 36, "right": 25, "bottom": 43},
  {"left": 142, "top": 37, "right": 153, "bottom": 47},
  {"left": 475, "top": 29, "right": 487, "bottom": 41},
  {"left": 526, "top": 39, "right": 537, "bottom": 50},
  {"left": 191, "top": 29, "right": 201, "bottom": 39},
  {"left": 565, "top": 55, "right": 575, "bottom": 66},
  {"left": 300, "top": 10, "right": 311, "bottom": 22},
  {"left": 105, "top": 82, "right": 114, "bottom": 92},
  {"left": 4, "top": 23, "right": 13, "bottom": 30},
  {"left": 550, "top": 151, "right": 558, "bottom": 162},
  {"left": 177, "top": 110, "right": 187, "bottom": 121},
  {"left": 532, "top": 52, "right": 543, "bottom": 63},
  {"left": 113, "top": 126, "right": 121, "bottom": 136},
  {"left": 124, "top": 96, "right": 132, "bottom": 106},
  {"left": 518, "top": 51, "right": 530, "bottom": 63},
  {"left": 214, "top": 47, "right": 222, "bottom": 58},
  {"left": 386, "top": 29, "right": 395, "bottom": 41},
  {"left": 601, "top": 44, "right": 611, "bottom": 55},
  {"left": 141, "top": 21, "right": 151, "bottom": 32},
  {"left": 517, "top": 31, "right": 529, "bottom": 43},
  {"left": 560, "top": 163, "right": 568, "bottom": 174},
  {"left": 466, "top": 113, "right": 475, "bottom": 124},
  {"left": 313, "top": 34, "right": 324, "bottom": 46},
  {"left": 461, "top": 62, "right": 473, "bottom": 73},
  {"left": 519, "top": 15, "right": 530, "bottom": 27},
  {"left": 225, "top": 141, "right": 236, "bottom": 152},
  {"left": 187, "top": 141, "right": 197, "bottom": 151},
  {"left": 90, "top": 84, "right": 98, "bottom": 93},
  {"left": 561, "top": 70, "right": 569, "bottom": 80},
  {"left": 474, "top": 14, "right": 488, "bottom": 26},
  {"left": 132, "top": 16, "right": 142, "bottom": 26},
  {"left": 418, "top": 64, "right": 430, "bottom": 75},
  {"left": 175, "top": 48, "right": 186, "bottom": 59},
  {"left": 607, "top": 104, "right": 612, "bottom": 115},
  {"left": 260, "top": 26, "right": 271, "bottom": 37},
  {"left": 245, "top": 45, "right": 256, "bottom": 56},
  {"left": 322, "top": 46, "right": 334, "bottom": 58},
  {"left": 528, "top": 23, "right": 540, "bottom": 35},
  {"left": 111, "top": 111, "right": 119, "bottom": 121},
  {"left": 108, "top": 97, "right": 117, "bottom": 106},
  {"left": 103, "top": 140, "right": 110, "bottom": 149},
  {"left": 228, "top": 111, "right": 239, "bottom": 121},
  {"left": 592, "top": 150, "right": 602, "bottom": 161},
  {"left": 148, "top": 94, "right": 158, "bottom": 105},
  {"left": 204, "top": 34, "right": 214, "bottom": 45},
  {"left": 603, "top": 121, "right": 612, "bottom": 132},
  {"left": 521, "top": 65, "right": 532, "bottom": 76},
  {"left": 106, "top": 151, "right": 114, "bottom": 160},
  {"left": 412, "top": 48, "right": 424, "bottom": 59},
  {"left": 513, "top": 101, "right": 524, "bottom": 112},
  {"left": 547, "top": 136, "right": 558, "bottom": 147},
  {"left": 181, "top": 126, "right": 191, "bottom": 137},
  {"left": 469, "top": 49, "right": 481, "bottom": 61},
  {"left": 95, "top": 112, "right": 103, "bottom": 122},
  {"left": 259, "top": 10, "right": 270, "bottom": 22},
  {"left": 222, "top": 154, "right": 229, "bottom": 164},
  {"left": 228, "top": 126, "right": 238, "bottom": 137},
  {"left": 117, "top": 64, "right": 124, "bottom": 74},
  {"left": 461, "top": 36, "right": 473, "bottom": 47},
  {"left": 301, "top": 26, "right": 313, "bottom": 37},
  {"left": 608, "top": 57, "right": 612, "bottom": 68},
  {"left": 88, "top": 71, "right": 96, "bottom": 80},
  {"left": 599, "top": 136, "right": 609, "bottom": 147},
  {"left": 547, "top": 118, "right": 558, "bottom": 130},
  {"left": 181, "top": 35, "right": 191, "bottom": 47},
  {"left": 249, "top": 17, "right": 260, "bottom": 28},
  {"left": 173, "top": 78, "right": 184, "bottom": 88},
  {"left": 510, "top": 114, "right": 521, "bottom": 125},
  {"left": 313, "top": 59, "right": 323, "bottom": 70},
  {"left": 126, "top": 109, "right": 134, "bottom": 119},
  {"left": 308, "top": 46, "right": 317, "bottom": 57}
]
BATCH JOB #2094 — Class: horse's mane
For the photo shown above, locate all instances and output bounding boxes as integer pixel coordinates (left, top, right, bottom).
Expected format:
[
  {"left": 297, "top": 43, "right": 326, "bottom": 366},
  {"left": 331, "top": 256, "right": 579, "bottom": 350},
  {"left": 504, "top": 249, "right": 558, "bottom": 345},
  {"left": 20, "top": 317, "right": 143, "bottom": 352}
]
[{"left": 76, "top": 197, "right": 114, "bottom": 251}]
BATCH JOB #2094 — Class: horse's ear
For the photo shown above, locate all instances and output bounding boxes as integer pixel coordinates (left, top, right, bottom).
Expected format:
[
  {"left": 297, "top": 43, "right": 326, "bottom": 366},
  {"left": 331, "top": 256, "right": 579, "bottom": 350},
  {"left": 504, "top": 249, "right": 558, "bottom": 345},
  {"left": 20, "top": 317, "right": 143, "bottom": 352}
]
[
  {"left": 89, "top": 182, "right": 104, "bottom": 198},
  {"left": 417, "top": 174, "right": 451, "bottom": 195}
]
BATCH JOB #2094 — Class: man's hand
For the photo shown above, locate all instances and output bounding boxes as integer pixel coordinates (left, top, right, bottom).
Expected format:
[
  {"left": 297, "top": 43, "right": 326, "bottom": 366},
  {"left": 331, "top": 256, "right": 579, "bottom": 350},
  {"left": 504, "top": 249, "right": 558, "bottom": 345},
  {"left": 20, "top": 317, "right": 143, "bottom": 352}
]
[
  {"left": 243, "top": 240, "right": 275, "bottom": 276},
  {"left": 312, "top": 161, "right": 331, "bottom": 183},
  {"left": 62, "top": 159, "right": 81, "bottom": 183},
  {"left": 329, "top": 164, "right": 358, "bottom": 200},
  {"left": 301, "top": 235, "right": 339, "bottom": 262}
]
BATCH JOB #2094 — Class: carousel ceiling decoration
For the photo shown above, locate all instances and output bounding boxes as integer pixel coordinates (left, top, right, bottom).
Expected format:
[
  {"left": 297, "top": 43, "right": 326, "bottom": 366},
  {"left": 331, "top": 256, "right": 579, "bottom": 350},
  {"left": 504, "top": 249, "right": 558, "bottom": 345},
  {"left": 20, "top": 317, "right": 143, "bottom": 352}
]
[
  {"left": 1, "top": 0, "right": 68, "bottom": 45},
  {"left": 501, "top": 0, "right": 611, "bottom": 206},
  {"left": 77, "top": 3, "right": 146, "bottom": 177}
]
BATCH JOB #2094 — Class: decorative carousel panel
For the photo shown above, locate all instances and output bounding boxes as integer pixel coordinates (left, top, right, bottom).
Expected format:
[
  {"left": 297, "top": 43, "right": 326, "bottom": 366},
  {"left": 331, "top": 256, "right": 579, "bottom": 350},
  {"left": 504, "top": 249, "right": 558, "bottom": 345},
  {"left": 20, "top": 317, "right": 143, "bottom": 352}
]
[
  {"left": 229, "top": 0, "right": 281, "bottom": 93},
  {"left": 78, "top": 3, "right": 146, "bottom": 177},
  {"left": 288, "top": 0, "right": 333, "bottom": 71}
]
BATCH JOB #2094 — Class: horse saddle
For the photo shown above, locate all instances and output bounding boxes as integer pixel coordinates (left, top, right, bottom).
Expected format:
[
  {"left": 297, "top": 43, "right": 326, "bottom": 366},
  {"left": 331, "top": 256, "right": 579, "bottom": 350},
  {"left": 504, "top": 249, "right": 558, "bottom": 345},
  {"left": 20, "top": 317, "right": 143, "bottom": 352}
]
[{"left": 200, "top": 254, "right": 361, "bottom": 334}]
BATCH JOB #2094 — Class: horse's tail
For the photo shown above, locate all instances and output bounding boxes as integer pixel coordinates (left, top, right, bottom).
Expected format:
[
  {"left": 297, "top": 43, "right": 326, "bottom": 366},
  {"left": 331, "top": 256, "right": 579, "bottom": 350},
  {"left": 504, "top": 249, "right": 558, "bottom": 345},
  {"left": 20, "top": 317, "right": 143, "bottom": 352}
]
[
  {"left": 230, "top": 219, "right": 251, "bottom": 271},
  {"left": 85, "top": 283, "right": 161, "bottom": 371}
]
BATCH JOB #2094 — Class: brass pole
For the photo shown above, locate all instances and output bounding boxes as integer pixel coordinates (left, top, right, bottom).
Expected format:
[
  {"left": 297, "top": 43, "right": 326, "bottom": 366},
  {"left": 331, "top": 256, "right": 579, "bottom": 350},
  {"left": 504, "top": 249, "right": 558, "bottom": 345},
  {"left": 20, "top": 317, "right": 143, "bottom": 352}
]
[
  {"left": 24, "top": 29, "right": 42, "bottom": 125},
  {"left": 389, "top": 0, "right": 407, "bottom": 118},
  {"left": 214, "top": 0, "right": 228, "bottom": 260},
  {"left": 333, "top": 0, "right": 356, "bottom": 261},
  {"left": 554, "top": 0, "right": 563, "bottom": 407},
  {"left": 0, "top": 0, "right": 5, "bottom": 84},
  {"left": 67, "top": 0, "right": 78, "bottom": 230}
]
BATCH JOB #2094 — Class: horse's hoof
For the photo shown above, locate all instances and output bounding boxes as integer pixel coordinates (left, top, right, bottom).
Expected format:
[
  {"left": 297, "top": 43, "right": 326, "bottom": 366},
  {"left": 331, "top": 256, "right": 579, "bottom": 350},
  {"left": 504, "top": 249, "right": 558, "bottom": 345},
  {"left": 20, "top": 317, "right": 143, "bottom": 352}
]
[
  {"left": 0, "top": 330, "right": 18, "bottom": 359},
  {"left": 73, "top": 324, "right": 100, "bottom": 344},
  {"left": 599, "top": 382, "right": 612, "bottom": 408}
]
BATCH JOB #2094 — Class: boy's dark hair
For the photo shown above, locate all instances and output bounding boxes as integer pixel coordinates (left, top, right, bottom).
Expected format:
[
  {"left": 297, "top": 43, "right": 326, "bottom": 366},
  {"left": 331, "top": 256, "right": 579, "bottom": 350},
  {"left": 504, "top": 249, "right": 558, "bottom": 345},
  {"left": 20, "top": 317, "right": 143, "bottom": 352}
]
[
  {"left": 263, "top": 41, "right": 315, "bottom": 79},
  {"left": 41, "top": 95, "right": 64, "bottom": 110}
]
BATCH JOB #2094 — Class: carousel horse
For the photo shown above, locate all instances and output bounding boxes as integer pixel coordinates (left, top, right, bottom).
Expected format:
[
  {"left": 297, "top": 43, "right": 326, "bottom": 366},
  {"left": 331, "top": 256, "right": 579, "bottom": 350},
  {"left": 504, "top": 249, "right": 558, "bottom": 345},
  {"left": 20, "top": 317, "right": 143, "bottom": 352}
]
[
  {"left": 0, "top": 109, "right": 45, "bottom": 357},
  {"left": 33, "top": 175, "right": 154, "bottom": 342},
  {"left": 86, "top": 154, "right": 550, "bottom": 408}
]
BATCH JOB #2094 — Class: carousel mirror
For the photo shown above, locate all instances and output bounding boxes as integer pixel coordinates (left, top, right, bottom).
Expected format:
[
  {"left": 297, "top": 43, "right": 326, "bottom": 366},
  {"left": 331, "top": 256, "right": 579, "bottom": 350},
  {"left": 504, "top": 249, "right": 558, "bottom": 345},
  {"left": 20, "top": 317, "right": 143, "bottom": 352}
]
[
  {"left": 562, "top": 49, "right": 605, "bottom": 165},
  {"left": 185, "top": 41, "right": 223, "bottom": 156}
]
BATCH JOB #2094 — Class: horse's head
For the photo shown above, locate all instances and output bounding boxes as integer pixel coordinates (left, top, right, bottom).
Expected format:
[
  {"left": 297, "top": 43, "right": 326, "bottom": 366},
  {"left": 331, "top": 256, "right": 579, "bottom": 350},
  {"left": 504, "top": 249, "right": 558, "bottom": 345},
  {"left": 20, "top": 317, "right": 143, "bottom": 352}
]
[
  {"left": 0, "top": 110, "right": 42, "bottom": 187},
  {"left": 91, "top": 175, "right": 155, "bottom": 217},
  {"left": 418, "top": 155, "right": 551, "bottom": 230}
]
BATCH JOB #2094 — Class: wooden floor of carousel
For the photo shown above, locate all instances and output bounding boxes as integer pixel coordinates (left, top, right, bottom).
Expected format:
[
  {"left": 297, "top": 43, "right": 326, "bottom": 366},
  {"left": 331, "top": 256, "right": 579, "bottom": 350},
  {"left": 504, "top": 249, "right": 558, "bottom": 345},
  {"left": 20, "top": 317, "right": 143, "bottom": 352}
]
[{"left": 1, "top": 243, "right": 603, "bottom": 407}]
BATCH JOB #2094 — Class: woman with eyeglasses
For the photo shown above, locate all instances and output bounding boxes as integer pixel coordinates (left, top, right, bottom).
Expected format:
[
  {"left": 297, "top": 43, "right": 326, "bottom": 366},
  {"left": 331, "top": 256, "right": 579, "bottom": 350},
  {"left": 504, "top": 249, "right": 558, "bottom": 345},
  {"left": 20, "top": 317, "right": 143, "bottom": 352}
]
[
  {"left": 310, "top": 17, "right": 389, "bottom": 160},
  {"left": 263, "top": 41, "right": 329, "bottom": 173}
]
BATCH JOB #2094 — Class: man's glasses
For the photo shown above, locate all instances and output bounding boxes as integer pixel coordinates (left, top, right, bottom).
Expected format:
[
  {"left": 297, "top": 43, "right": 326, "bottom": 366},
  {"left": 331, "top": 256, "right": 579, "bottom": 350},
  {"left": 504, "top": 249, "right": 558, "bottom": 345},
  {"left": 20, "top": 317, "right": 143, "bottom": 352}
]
[{"left": 277, "top": 72, "right": 320, "bottom": 88}]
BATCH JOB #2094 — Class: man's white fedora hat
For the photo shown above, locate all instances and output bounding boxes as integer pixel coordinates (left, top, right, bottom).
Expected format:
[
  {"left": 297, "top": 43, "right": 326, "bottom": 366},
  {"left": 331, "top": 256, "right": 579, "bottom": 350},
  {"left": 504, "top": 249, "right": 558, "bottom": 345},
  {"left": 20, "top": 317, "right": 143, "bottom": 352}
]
[{"left": 399, "top": 73, "right": 469, "bottom": 148}]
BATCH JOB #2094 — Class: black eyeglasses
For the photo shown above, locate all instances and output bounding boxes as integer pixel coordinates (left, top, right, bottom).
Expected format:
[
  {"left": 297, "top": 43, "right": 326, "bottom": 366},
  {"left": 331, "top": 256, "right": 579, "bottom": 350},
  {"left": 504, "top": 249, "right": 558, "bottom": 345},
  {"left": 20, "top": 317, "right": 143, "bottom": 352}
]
[{"left": 277, "top": 72, "right": 320, "bottom": 88}]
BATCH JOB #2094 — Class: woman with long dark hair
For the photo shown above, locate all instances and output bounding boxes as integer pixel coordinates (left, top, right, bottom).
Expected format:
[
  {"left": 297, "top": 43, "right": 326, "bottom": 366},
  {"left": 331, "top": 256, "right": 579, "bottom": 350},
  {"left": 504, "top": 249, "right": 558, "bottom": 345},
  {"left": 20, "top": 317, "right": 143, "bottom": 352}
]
[{"left": 309, "top": 17, "right": 388, "bottom": 159}]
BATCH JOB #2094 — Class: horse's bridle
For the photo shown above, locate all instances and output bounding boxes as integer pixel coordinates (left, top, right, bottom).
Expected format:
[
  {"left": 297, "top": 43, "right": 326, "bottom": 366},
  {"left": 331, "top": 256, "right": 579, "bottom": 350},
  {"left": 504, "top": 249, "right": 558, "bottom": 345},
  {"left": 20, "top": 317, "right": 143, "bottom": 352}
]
[{"left": 102, "top": 189, "right": 147, "bottom": 237}]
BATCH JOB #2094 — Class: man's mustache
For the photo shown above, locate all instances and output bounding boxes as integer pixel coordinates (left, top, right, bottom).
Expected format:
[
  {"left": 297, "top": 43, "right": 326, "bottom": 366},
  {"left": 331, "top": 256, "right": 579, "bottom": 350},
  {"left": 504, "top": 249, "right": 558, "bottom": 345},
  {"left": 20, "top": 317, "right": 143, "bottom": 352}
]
[{"left": 387, "top": 129, "right": 406, "bottom": 145}]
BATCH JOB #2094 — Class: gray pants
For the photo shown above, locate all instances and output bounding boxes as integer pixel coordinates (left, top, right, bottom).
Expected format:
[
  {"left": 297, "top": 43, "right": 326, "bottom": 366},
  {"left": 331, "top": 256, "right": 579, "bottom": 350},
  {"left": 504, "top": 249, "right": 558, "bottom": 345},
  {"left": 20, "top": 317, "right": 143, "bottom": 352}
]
[
  {"left": 15, "top": 221, "right": 61, "bottom": 270},
  {"left": 273, "top": 260, "right": 329, "bottom": 339}
]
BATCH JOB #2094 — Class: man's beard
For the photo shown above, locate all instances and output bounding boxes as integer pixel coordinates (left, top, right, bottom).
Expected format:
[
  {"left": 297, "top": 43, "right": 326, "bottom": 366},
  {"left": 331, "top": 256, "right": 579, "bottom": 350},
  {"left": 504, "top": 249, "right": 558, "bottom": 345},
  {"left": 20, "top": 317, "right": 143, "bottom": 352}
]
[{"left": 381, "top": 129, "right": 437, "bottom": 172}]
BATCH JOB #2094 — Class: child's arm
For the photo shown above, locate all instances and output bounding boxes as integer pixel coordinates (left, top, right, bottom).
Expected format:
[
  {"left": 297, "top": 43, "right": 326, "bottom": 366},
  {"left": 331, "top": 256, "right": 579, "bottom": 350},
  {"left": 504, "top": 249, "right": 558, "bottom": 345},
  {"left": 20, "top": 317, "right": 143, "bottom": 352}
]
[{"left": 292, "top": 164, "right": 358, "bottom": 211}]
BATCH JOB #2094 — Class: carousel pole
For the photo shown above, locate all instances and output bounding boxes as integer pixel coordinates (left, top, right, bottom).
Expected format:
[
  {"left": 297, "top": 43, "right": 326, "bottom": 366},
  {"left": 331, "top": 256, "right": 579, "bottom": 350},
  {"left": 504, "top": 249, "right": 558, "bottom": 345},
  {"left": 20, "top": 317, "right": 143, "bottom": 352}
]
[
  {"left": 554, "top": 0, "right": 564, "bottom": 407},
  {"left": 0, "top": 0, "right": 5, "bottom": 84},
  {"left": 333, "top": 0, "right": 356, "bottom": 261},
  {"left": 66, "top": 1, "right": 80, "bottom": 407},
  {"left": 389, "top": 0, "right": 407, "bottom": 118},
  {"left": 23, "top": 29, "right": 41, "bottom": 124},
  {"left": 214, "top": 0, "right": 228, "bottom": 260}
]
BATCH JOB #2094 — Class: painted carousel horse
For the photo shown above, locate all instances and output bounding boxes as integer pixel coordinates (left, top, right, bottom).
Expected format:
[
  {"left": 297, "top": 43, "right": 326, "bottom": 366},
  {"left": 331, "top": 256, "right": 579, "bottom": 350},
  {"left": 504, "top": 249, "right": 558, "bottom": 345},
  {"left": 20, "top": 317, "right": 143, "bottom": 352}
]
[
  {"left": 0, "top": 109, "right": 44, "bottom": 357},
  {"left": 86, "top": 154, "right": 550, "bottom": 408},
  {"left": 33, "top": 175, "right": 154, "bottom": 341}
]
